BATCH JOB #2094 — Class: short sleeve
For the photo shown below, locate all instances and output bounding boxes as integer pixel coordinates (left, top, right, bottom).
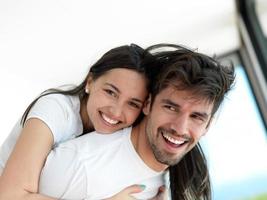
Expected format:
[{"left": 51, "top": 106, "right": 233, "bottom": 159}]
[{"left": 26, "top": 94, "right": 82, "bottom": 145}]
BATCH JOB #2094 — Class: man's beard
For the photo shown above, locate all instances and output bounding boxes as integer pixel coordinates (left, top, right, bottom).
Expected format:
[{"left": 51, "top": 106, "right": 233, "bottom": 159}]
[
  {"left": 146, "top": 122, "right": 186, "bottom": 166},
  {"left": 149, "top": 141, "right": 184, "bottom": 166}
]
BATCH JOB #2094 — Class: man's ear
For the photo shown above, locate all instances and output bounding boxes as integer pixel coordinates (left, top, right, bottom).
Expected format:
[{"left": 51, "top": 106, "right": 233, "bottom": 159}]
[
  {"left": 143, "top": 94, "right": 152, "bottom": 115},
  {"left": 203, "top": 117, "right": 214, "bottom": 136}
]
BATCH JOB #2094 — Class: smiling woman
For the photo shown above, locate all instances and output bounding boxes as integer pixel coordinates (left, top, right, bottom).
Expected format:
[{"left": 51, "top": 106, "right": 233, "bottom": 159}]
[
  {"left": 0, "top": 44, "right": 156, "bottom": 200},
  {"left": 84, "top": 68, "right": 148, "bottom": 134},
  {"left": 1, "top": 0, "right": 265, "bottom": 200}
]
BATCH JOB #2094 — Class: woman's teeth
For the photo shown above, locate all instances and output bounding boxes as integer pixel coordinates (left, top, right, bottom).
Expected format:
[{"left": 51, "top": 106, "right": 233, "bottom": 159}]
[{"left": 101, "top": 113, "right": 119, "bottom": 125}]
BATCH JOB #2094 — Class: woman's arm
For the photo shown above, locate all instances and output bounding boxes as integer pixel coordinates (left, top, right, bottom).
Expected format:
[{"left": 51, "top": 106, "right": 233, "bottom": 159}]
[{"left": 0, "top": 118, "right": 57, "bottom": 200}]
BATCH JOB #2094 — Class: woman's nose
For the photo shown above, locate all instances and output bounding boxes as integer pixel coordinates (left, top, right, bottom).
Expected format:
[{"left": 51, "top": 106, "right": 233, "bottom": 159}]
[{"left": 109, "top": 103, "right": 124, "bottom": 119}]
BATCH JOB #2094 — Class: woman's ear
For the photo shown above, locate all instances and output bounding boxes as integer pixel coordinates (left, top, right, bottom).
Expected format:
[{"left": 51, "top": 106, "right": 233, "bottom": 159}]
[
  {"left": 143, "top": 94, "right": 152, "bottom": 115},
  {"left": 85, "top": 74, "right": 93, "bottom": 94}
]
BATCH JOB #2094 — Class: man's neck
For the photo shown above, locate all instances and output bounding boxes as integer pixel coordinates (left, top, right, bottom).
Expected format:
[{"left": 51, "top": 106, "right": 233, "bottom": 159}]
[{"left": 131, "top": 119, "right": 168, "bottom": 172}]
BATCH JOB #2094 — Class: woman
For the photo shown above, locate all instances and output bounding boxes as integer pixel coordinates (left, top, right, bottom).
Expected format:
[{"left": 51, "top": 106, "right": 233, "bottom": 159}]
[{"left": 0, "top": 44, "right": 157, "bottom": 199}]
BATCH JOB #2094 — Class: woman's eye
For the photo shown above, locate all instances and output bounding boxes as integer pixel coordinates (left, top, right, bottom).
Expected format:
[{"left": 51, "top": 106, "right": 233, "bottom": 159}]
[
  {"left": 129, "top": 102, "right": 140, "bottom": 109},
  {"left": 104, "top": 89, "right": 116, "bottom": 97}
]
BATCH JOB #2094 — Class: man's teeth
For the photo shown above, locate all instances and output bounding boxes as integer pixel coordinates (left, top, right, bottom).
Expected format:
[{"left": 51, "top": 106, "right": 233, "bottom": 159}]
[
  {"left": 101, "top": 113, "right": 119, "bottom": 125},
  {"left": 162, "top": 132, "right": 186, "bottom": 145}
]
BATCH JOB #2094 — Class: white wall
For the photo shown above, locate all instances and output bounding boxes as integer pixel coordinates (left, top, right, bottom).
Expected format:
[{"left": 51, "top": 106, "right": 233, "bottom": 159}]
[{"left": 0, "top": 0, "right": 239, "bottom": 144}]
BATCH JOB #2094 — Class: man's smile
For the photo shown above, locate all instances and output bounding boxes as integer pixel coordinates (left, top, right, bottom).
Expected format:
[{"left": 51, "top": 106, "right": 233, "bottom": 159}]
[{"left": 159, "top": 128, "right": 189, "bottom": 150}]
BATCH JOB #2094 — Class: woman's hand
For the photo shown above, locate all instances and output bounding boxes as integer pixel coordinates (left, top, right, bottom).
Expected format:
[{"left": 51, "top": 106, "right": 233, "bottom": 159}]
[
  {"left": 149, "top": 186, "right": 168, "bottom": 200},
  {"left": 105, "top": 185, "right": 145, "bottom": 200},
  {"left": 105, "top": 185, "right": 168, "bottom": 200}
]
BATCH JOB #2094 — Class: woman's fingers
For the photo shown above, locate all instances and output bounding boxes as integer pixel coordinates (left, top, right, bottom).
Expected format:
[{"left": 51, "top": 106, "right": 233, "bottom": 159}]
[{"left": 105, "top": 184, "right": 145, "bottom": 200}]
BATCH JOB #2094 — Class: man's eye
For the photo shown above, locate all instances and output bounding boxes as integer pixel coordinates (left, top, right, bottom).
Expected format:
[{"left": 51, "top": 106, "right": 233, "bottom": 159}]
[
  {"left": 191, "top": 114, "right": 205, "bottom": 123},
  {"left": 104, "top": 89, "right": 117, "bottom": 97},
  {"left": 164, "top": 105, "right": 176, "bottom": 112}
]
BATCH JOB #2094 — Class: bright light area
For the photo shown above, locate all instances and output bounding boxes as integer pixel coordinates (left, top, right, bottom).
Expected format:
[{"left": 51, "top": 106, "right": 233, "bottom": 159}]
[
  {"left": 201, "top": 66, "right": 267, "bottom": 200},
  {"left": 0, "top": 0, "right": 239, "bottom": 145},
  {"left": 1, "top": 1, "right": 267, "bottom": 199}
]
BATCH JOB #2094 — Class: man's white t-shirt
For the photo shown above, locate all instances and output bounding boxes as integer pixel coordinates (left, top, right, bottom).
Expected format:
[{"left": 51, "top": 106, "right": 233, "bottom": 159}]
[
  {"left": 39, "top": 127, "right": 165, "bottom": 200},
  {"left": 0, "top": 94, "right": 83, "bottom": 174}
]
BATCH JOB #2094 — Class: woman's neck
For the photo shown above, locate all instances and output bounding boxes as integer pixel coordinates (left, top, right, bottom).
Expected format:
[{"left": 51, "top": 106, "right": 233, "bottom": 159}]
[{"left": 79, "top": 97, "right": 94, "bottom": 133}]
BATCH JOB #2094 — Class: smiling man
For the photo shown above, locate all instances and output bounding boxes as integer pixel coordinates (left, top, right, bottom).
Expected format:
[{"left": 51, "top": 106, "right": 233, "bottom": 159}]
[
  {"left": 37, "top": 44, "right": 235, "bottom": 200},
  {"left": 141, "top": 88, "right": 213, "bottom": 167}
]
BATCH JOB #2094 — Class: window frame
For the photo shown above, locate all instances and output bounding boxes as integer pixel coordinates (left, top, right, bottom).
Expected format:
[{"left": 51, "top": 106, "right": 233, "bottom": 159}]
[{"left": 236, "top": 0, "right": 267, "bottom": 130}]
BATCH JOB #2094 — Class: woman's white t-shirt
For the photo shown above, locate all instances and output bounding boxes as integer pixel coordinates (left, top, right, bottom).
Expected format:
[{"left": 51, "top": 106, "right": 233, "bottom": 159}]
[{"left": 0, "top": 94, "right": 83, "bottom": 173}]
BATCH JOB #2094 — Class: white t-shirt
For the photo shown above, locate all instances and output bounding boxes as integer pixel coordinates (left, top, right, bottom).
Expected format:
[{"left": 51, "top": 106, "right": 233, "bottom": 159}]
[
  {"left": 0, "top": 93, "right": 83, "bottom": 173},
  {"left": 39, "top": 127, "right": 165, "bottom": 200}
]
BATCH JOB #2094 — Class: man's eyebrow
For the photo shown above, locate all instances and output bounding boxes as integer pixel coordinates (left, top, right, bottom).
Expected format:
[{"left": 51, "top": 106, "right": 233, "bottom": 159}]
[
  {"left": 162, "top": 99, "right": 210, "bottom": 118},
  {"left": 194, "top": 112, "right": 209, "bottom": 119},
  {"left": 161, "top": 99, "right": 180, "bottom": 108},
  {"left": 105, "top": 83, "right": 143, "bottom": 104}
]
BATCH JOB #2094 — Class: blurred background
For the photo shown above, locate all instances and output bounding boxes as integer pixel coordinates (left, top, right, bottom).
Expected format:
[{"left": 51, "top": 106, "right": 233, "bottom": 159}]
[{"left": 0, "top": 0, "right": 266, "bottom": 199}]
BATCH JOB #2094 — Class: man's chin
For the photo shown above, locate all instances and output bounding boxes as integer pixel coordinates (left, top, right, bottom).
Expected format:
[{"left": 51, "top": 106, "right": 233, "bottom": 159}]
[{"left": 155, "top": 152, "right": 182, "bottom": 166}]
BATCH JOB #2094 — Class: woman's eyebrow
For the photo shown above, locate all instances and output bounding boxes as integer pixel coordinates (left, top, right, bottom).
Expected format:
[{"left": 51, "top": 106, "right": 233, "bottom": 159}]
[
  {"left": 104, "top": 83, "right": 144, "bottom": 104},
  {"left": 104, "top": 83, "right": 120, "bottom": 93},
  {"left": 131, "top": 98, "right": 144, "bottom": 104}
]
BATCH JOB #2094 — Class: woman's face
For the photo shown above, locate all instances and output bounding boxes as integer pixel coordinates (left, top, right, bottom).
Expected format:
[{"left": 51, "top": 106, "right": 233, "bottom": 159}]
[{"left": 85, "top": 68, "right": 148, "bottom": 134}]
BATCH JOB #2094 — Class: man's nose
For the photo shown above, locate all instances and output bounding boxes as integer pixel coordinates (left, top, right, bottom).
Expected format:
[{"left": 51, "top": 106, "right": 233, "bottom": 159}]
[{"left": 170, "top": 114, "right": 189, "bottom": 135}]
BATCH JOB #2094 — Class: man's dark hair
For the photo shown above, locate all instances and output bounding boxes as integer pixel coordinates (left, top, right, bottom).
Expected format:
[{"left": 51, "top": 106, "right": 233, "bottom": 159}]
[{"left": 144, "top": 44, "right": 235, "bottom": 200}]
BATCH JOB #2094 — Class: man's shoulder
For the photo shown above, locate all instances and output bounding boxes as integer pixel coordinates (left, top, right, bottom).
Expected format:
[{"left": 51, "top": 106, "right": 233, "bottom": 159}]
[{"left": 55, "top": 126, "right": 132, "bottom": 154}]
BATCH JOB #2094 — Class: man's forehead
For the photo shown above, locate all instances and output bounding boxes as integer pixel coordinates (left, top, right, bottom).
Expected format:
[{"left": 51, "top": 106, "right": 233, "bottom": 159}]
[{"left": 157, "top": 86, "right": 214, "bottom": 108}]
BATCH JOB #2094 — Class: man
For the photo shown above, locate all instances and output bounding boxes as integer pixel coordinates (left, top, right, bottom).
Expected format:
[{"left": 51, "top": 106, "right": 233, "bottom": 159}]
[{"left": 38, "top": 44, "right": 235, "bottom": 200}]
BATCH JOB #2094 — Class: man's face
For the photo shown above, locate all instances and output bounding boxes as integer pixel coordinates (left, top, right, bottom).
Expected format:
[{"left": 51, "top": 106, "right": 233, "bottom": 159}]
[{"left": 143, "top": 86, "right": 213, "bottom": 166}]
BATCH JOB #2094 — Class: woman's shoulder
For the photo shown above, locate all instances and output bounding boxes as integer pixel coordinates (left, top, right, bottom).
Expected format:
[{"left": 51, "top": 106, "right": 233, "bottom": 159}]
[
  {"left": 28, "top": 93, "right": 83, "bottom": 144},
  {"left": 35, "top": 93, "right": 80, "bottom": 114},
  {"left": 40, "top": 93, "right": 79, "bottom": 104}
]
